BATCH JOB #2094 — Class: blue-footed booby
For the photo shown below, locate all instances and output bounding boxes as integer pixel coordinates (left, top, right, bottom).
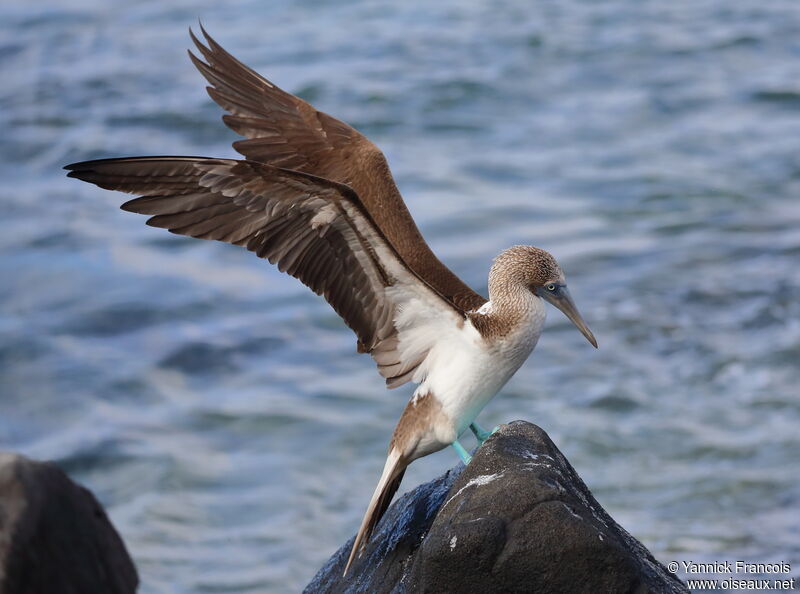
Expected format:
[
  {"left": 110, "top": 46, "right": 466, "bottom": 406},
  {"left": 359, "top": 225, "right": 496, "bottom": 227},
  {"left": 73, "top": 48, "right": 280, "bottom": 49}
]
[{"left": 65, "top": 27, "right": 597, "bottom": 575}]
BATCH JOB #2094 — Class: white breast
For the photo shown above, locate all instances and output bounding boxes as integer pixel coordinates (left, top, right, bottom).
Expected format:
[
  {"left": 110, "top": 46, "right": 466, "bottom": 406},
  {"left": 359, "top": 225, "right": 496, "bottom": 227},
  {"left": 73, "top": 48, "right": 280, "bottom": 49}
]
[{"left": 416, "top": 295, "right": 547, "bottom": 439}]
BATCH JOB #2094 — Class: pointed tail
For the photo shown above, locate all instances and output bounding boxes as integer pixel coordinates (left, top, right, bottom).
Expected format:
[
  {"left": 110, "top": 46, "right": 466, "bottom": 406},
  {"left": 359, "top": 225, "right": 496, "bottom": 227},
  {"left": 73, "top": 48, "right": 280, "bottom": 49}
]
[{"left": 343, "top": 447, "right": 407, "bottom": 576}]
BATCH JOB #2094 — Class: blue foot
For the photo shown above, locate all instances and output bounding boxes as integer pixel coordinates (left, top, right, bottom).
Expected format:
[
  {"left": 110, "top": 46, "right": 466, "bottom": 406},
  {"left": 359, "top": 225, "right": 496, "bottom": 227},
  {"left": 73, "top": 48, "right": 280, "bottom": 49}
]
[
  {"left": 450, "top": 440, "right": 472, "bottom": 465},
  {"left": 470, "top": 422, "right": 500, "bottom": 445}
]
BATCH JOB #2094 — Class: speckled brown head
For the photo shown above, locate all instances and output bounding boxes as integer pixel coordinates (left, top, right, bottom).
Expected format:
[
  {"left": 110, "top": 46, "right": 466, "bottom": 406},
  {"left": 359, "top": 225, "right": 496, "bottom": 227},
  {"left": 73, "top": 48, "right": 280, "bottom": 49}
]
[
  {"left": 489, "top": 245, "right": 564, "bottom": 291},
  {"left": 489, "top": 245, "right": 597, "bottom": 348}
]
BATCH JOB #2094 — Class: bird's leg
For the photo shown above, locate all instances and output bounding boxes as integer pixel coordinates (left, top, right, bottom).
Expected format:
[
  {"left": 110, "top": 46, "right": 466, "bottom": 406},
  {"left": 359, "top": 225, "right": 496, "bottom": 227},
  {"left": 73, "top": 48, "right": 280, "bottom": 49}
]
[
  {"left": 469, "top": 422, "right": 500, "bottom": 445},
  {"left": 450, "top": 440, "right": 472, "bottom": 465},
  {"left": 469, "top": 422, "right": 492, "bottom": 443}
]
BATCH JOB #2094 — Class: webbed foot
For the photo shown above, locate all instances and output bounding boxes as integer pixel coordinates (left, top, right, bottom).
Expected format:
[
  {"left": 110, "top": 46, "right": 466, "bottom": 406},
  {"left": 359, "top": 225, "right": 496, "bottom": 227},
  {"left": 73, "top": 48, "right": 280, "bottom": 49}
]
[{"left": 469, "top": 422, "right": 500, "bottom": 445}]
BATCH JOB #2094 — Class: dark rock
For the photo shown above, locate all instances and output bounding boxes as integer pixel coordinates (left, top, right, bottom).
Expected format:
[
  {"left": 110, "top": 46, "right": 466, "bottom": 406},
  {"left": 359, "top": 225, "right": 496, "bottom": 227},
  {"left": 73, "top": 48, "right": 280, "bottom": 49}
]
[
  {"left": 0, "top": 452, "right": 138, "bottom": 594},
  {"left": 306, "top": 421, "right": 688, "bottom": 594}
]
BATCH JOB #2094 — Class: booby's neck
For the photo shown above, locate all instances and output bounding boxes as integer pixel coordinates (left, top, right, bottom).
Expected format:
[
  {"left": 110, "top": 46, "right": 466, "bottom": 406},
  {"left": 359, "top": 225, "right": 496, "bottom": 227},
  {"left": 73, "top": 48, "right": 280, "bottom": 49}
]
[
  {"left": 489, "top": 272, "right": 535, "bottom": 312},
  {"left": 470, "top": 277, "right": 546, "bottom": 341}
]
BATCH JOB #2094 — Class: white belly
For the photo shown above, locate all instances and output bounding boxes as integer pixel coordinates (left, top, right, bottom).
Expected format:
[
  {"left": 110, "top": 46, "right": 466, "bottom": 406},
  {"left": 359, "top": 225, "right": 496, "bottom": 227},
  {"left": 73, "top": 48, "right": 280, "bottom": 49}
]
[{"left": 415, "top": 299, "right": 547, "bottom": 443}]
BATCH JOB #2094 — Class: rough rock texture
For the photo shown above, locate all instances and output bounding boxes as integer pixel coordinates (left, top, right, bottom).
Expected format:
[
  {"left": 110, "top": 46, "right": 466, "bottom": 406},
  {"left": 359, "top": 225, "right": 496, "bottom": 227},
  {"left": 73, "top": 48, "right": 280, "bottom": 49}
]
[
  {"left": 0, "top": 452, "right": 138, "bottom": 594},
  {"left": 306, "top": 421, "right": 688, "bottom": 594}
]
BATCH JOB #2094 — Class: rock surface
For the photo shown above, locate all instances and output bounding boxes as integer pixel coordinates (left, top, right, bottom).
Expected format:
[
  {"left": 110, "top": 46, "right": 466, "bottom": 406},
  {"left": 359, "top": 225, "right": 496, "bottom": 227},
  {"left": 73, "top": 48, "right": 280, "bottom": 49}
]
[
  {"left": 0, "top": 452, "right": 138, "bottom": 594},
  {"left": 306, "top": 421, "right": 688, "bottom": 594}
]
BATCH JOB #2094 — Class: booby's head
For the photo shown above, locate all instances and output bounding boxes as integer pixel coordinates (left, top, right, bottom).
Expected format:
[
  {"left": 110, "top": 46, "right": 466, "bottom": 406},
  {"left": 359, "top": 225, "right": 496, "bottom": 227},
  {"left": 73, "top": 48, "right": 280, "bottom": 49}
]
[{"left": 489, "top": 245, "right": 597, "bottom": 348}]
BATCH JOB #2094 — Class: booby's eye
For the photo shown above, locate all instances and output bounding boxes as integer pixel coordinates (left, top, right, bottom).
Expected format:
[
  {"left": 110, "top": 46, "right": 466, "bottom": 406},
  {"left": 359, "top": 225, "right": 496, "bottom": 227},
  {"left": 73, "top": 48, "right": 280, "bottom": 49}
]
[{"left": 546, "top": 283, "right": 557, "bottom": 292}]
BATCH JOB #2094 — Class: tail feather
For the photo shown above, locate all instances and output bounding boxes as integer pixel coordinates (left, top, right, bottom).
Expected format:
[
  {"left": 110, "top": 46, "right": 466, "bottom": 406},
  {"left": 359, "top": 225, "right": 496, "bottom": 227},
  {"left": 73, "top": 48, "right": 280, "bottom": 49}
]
[
  {"left": 367, "top": 467, "right": 406, "bottom": 541},
  {"left": 344, "top": 448, "right": 407, "bottom": 576}
]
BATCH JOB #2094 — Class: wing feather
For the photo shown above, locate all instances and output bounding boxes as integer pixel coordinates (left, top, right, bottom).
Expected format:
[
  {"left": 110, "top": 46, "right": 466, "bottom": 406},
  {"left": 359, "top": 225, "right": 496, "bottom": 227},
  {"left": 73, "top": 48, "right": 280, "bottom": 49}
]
[
  {"left": 66, "top": 156, "right": 463, "bottom": 386},
  {"left": 188, "top": 26, "right": 486, "bottom": 313}
]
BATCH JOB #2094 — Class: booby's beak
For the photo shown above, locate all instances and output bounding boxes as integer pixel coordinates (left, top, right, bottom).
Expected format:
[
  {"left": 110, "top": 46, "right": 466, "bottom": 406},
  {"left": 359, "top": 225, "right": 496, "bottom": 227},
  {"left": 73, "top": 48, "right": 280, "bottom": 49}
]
[{"left": 537, "top": 285, "right": 598, "bottom": 348}]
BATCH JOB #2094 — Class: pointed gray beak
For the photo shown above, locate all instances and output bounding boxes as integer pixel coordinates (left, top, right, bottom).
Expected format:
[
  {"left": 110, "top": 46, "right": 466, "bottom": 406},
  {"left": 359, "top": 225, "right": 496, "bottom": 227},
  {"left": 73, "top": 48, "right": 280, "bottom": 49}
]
[{"left": 537, "top": 285, "right": 598, "bottom": 348}]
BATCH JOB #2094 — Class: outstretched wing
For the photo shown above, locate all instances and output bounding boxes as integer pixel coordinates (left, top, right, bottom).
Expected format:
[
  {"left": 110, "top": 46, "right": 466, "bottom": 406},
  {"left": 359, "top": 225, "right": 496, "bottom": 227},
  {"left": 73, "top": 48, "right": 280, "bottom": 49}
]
[
  {"left": 65, "top": 156, "right": 465, "bottom": 388},
  {"left": 188, "top": 26, "right": 486, "bottom": 313}
]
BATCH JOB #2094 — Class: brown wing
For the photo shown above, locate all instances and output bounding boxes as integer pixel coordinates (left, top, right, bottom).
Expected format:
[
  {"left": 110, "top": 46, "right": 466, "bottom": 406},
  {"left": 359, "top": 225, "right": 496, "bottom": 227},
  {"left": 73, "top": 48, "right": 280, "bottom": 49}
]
[
  {"left": 188, "top": 26, "right": 486, "bottom": 313},
  {"left": 65, "top": 156, "right": 462, "bottom": 387}
]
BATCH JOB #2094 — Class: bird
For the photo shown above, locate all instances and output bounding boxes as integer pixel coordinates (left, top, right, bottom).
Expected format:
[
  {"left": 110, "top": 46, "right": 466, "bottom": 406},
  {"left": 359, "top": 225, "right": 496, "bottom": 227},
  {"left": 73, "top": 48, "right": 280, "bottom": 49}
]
[{"left": 65, "top": 27, "right": 598, "bottom": 575}]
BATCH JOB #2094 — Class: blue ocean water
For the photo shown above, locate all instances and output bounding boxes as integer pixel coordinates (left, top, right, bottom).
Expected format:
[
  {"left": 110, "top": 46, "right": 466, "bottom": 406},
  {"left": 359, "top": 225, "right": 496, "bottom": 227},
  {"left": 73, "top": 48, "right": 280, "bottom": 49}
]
[{"left": 1, "top": 1, "right": 799, "bottom": 591}]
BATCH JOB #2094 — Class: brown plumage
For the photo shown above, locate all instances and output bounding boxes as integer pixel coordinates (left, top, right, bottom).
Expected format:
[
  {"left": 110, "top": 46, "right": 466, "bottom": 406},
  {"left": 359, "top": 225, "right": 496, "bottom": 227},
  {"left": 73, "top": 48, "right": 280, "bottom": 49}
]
[
  {"left": 468, "top": 245, "right": 565, "bottom": 339},
  {"left": 65, "top": 28, "right": 598, "bottom": 581},
  {"left": 65, "top": 156, "right": 461, "bottom": 387},
  {"left": 343, "top": 451, "right": 407, "bottom": 574},
  {"left": 188, "top": 25, "right": 486, "bottom": 315},
  {"left": 345, "top": 390, "right": 451, "bottom": 574},
  {"left": 67, "top": 26, "right": 491, "bottom": 387}
]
